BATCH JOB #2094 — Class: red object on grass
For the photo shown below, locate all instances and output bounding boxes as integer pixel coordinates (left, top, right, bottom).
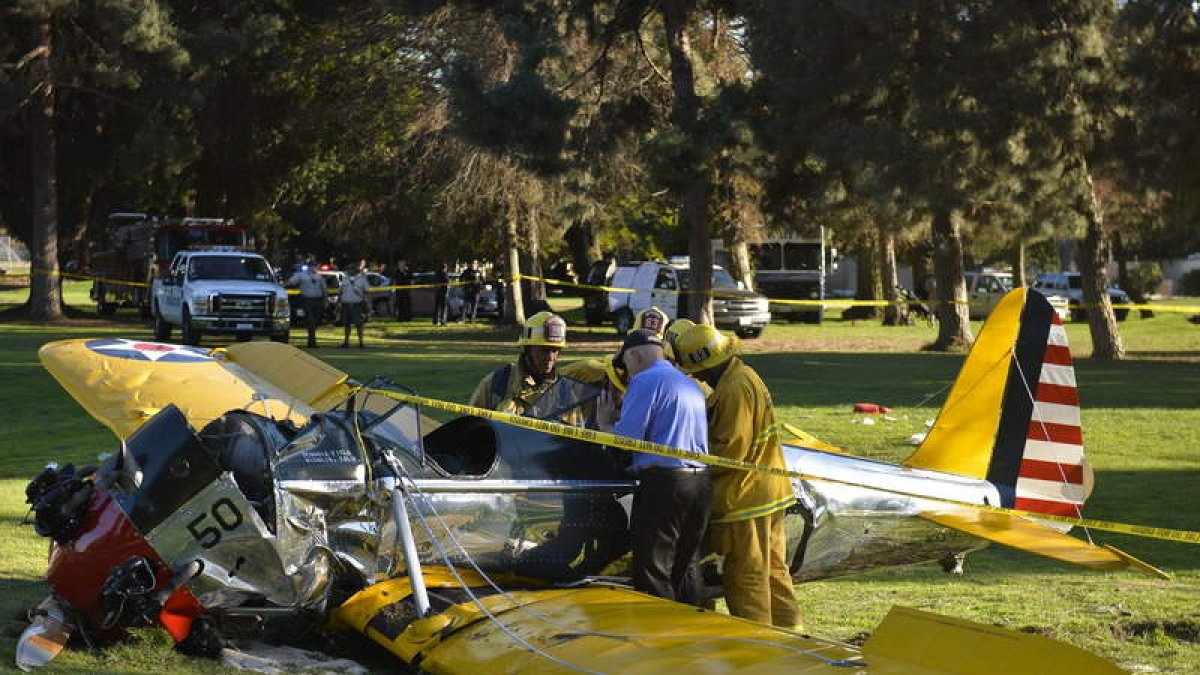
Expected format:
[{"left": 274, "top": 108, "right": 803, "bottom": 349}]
[{"left": 853, "top": 402, "right": 892, "bottom": 414}]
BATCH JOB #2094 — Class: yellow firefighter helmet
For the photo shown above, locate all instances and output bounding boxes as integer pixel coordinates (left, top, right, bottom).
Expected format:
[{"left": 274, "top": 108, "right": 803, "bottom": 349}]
[
  {"left": 518, "top": 311, "right": 568, "bottom": 348},
  {"left": 664, "top": 318, "right": 694, "bottom": 348},
  {"left": 604, "top": 354, "right": 628, "bottom": 393},
  {"left": 674, "top": 323, "right": 739, "bottom": 374}
]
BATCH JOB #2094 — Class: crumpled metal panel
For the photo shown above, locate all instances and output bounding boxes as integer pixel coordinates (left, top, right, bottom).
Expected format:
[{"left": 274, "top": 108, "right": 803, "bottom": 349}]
[{"left": 144, "top": 474, "right": 327, "bottom": 609}]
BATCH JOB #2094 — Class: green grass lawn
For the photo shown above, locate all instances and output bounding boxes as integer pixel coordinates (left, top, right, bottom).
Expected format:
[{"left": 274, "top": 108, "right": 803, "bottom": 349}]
[{"left": 0, "top": 283, "right": 1197, "bottom": 672}]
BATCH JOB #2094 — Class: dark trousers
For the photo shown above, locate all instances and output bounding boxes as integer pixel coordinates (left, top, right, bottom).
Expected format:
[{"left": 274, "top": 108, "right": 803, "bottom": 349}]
[
  {"left": 462, "top": 291, "right": 479, "bottom": 321},
  {"left": 433, "top": 292, "right": 448, "bottom": 325},
  {"left": 631, "top": 468, "right": 711, "bottom": 605},
  {"left": 302, "top": 296, "right": 324, "bottom": 346},
  {"left": 395, "top": 291, "right": 411, "bottom": 320}
]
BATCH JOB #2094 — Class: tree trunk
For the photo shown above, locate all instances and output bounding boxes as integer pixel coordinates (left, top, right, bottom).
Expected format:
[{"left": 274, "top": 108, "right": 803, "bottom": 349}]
[
  {"left": 1113, "top": 231, "right": 1152, "bottom": 318},
  {"left": 565, "top": 220, "right": 600, "bottom": 276},
  {"left": 931, "top": 210, "right": 973, "bottom": 351},
  {"left": 662, "top": 0, "right": 713, "bottom": 325},
  {"left": 1011, "top": 238, "right": 1027, "bottom": 288},
  {"left": 881, "top": 228, "right": 911, "bottom": 326},
  {"left": 504, "top": 211, "right": 525, "bottom": 325},
  {"left": 1078, "top": 172, "right": 1124, "bottom": 360},
  {"left": 849, "top": 232, "right": 882, "bottom": 320},
  {"left": 28, "top": 17, "right": 62, "bottom": 321},
  {"left": 910, "top": 243, "right": 932, "bottom": 299},
  {"left": 726, "top": 233, "right": 755, "bottom": 291},
  {"left": 525, "top": 206, "right": 546, "bottom": 302}
]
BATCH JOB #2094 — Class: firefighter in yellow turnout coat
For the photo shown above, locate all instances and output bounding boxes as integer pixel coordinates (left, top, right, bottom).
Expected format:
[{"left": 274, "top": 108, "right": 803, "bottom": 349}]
[
  {"left": 675, "top": 323, "right": 800, "bottom": 629},
  {"left": 470, "top": 311, "right": 605, "bottom": 427}
]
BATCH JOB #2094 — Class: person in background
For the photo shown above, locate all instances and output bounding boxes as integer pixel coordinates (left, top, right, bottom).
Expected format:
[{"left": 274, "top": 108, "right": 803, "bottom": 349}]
[
  {"left": 286, "top": 260, "right": 327, "bottom": 348},
  {"left": 596, "top": 329, "right": 711, "bottom": 605},
  {"left": 674, "top": 323, "right": 800, "bottom": 629},
  {"left": 433, "top": 263, "right": 450, "bottom": 326},
  {"left": 460, "top": 259, "right": 483, "bottom": 323},
  {"left": 393, "top": 260, "right": 412, "bottom": 321},
  {"left": 339, "top": 262, "right": 371, "bottom": 349}
]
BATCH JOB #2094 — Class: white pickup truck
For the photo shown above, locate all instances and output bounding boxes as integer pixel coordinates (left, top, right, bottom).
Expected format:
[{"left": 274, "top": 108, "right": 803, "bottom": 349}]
[
  {"left": 606, "top": 260, "right": 772, "bottom": 338},
  {"left": 152, "top": 250, "right": 291, "bottom": 345}
]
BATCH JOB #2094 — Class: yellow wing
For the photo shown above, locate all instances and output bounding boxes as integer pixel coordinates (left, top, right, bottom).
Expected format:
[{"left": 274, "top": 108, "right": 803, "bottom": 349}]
[
  {"left": 39, "top": 338, "right": 352, "bottom": 439},
  {"left": 331, "top": 569, "right": 1125, "bottom": 674},
  {"left": 919, "top": 509, "right": 1170, "bottom": 579}
]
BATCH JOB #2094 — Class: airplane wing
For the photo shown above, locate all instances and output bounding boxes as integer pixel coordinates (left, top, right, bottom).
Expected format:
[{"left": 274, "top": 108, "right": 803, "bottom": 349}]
[
  {"left": 39, "top": 339, "right": 352, "bottom": 439},
  {"left": 330, "top": 568, "right": 1125, "bottom": 674},
  {"left": 919, "top": 509, "right": 1170, "bottom": 580}
]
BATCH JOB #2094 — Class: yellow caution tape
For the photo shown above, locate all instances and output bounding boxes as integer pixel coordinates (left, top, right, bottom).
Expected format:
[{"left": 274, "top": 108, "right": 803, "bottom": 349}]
[
  {"left": 25, "top": 267, "right": 1200, "bottom": 314},
  {"left": 514, "top": 273, "right": 1200, "bottom": 314},
  {"left": 359, "top": 385, "right": 1200, "bottom": 546}
]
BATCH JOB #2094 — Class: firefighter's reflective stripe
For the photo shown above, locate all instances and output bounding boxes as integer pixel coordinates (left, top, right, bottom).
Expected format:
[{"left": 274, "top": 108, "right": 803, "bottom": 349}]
[{"left": 706, "top": 358, "right": 795, "bottom": 524}]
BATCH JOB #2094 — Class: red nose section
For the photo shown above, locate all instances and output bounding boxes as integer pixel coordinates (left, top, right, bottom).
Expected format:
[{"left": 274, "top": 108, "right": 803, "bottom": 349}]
[{"left": 46, "top": 486, "right": 202, "bottom": 641}]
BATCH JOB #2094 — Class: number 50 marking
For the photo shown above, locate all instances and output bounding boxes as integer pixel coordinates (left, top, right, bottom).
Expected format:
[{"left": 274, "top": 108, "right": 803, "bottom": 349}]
[{"left": 186, "top": 498, "right": 244, "bottom": 549}]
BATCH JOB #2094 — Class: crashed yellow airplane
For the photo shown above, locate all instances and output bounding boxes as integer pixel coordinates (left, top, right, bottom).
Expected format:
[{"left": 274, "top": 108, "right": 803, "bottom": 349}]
[{"left": 19, "top": 288, "right": 1147, "bottom": 672}]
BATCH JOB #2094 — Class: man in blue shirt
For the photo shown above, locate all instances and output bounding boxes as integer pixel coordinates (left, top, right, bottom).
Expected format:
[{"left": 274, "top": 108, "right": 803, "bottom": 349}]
[{"left": 597, "top": 329, "right": 711, "bottom": 604}]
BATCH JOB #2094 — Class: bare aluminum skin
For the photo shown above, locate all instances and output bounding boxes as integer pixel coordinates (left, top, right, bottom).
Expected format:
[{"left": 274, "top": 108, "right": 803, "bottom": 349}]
[{"left": 126, "top": 382, "right": 1001, "bottom": 618}]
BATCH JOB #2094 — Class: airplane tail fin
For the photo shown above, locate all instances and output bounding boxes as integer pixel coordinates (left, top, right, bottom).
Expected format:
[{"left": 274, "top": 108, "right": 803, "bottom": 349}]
[{"left": 905, "top": 289, "right": 1090, "bottom": 520}]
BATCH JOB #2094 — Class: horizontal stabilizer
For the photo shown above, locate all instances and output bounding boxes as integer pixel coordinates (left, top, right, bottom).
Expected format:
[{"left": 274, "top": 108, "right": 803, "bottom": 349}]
[
  {"left": 919, "top": 510, "right": 1170, "bottom": 579},
  {"left": 780, "top": 422, "right": 849, "bottom": 455},
  {"left": 865, "top": 606, "right": 1127, "bottom": 675}
]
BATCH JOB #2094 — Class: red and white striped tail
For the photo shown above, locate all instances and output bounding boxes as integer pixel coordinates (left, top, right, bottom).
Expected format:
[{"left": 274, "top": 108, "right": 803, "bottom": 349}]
[{"left": 1014, "top": 313, "right": 1088, "bottom": 520}]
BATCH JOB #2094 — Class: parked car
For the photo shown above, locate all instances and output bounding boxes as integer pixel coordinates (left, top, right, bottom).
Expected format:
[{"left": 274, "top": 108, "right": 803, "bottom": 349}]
[
  {"left": 605, "top": 260, "right": 771, "bottom": 338},
  {"left": 963, "top": 270, "right": 1015, "bottom": 320},
  {"left": 406, "top": 272, "right": 503, "bottom": 321},
  {"left": 152, "top": 250, "right": 290, "bottom": 345},
  {"left": 364, "top": 271, "right": 394, "bottom": 316},
  {"left": 1032, "top": 271, "right": 1130, "bottom": 322},
  {"left": 964, "top": 270, "right": 1069, "bottom": 321}
]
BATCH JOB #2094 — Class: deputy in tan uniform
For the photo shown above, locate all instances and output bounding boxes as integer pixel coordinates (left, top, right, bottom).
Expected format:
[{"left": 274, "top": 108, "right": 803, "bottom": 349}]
[
  {"left": 469, "top": 311, "right": 604, "bottom": 427},
  {"left": 674, "top": 323, "right": 800, "bottom": 629}
]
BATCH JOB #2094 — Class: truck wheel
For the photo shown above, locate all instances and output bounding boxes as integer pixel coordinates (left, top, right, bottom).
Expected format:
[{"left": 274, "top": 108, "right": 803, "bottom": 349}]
[
  {"left": 181, "top": 308, "right": 202, "bottom": 346},
  {"left": 97, "top": 302, "right": 118, "bottom": 316},
  {"left": 270, "top": 330, "right": 290, "bottom": 344},
  {"left": 614, "top": 309, "right": 633, "bottom": 336},
  {"left": 802, "top": 311, "right": 823, "bottom": 324},
  {"left": 1114, "top": 308, "right": 1129, "bottom": 322},
  {"left": 735, "top": 327, "right": 763, "bottom": 339},
  {"left": 153, "top": 305, "right": 171, "bottom": 341}
]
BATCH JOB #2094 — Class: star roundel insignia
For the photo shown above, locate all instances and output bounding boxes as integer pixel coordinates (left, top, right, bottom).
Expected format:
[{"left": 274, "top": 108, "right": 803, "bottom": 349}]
[{"left": 85, "top": 339, "right": 213, "bottom": 363}]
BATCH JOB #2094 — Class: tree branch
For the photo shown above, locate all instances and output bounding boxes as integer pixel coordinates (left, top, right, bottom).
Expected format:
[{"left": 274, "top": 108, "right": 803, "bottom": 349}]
[{"left": 636, "top": 21, "right": 670, "bottom": 84}]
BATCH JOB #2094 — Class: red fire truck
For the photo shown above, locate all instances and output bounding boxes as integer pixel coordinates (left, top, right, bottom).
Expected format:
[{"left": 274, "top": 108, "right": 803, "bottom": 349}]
[{"left": 90, "top": 213, "right": 250, "bottom": 317}]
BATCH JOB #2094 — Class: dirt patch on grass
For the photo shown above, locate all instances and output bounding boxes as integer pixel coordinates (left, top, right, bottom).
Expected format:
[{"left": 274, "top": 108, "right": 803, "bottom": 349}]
[{"left": 1114, "top": 620, "right": 1200, "bottom": 644}]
